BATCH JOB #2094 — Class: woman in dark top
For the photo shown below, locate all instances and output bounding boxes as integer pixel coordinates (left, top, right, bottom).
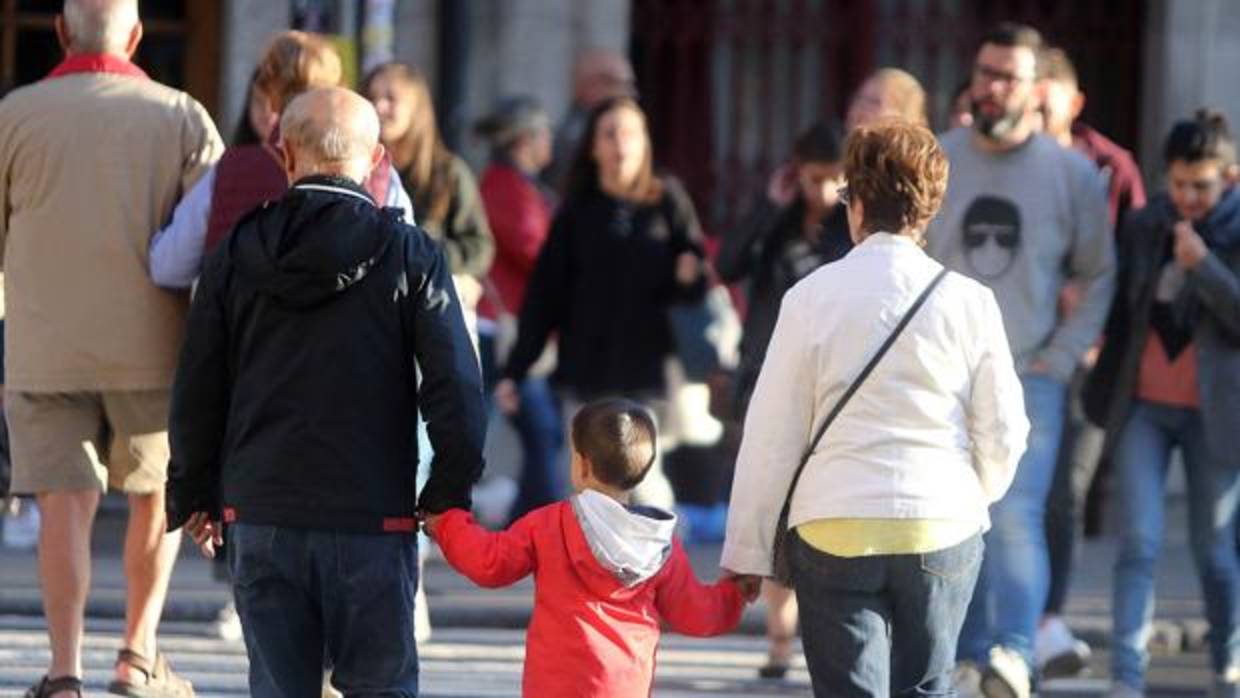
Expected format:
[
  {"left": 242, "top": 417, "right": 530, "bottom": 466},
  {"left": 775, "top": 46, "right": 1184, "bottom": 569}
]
[
  {"left": 497, "top": 96, "right": 707, "bottom": 508},
  {"left": 717, "top": 121, "right": 852, "bottom": 417}
]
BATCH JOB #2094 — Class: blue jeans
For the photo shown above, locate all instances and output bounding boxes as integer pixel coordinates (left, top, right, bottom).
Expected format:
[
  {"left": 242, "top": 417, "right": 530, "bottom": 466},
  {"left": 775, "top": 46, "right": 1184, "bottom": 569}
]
[
  {"left": 228, "top": 524, "right": 420, "bottom": 697},
  {"left": 959, "top": 374, "right": 1066, "bottom": 667},
  {"left": 1111, "top": 401, "right": 1240, "bottom": 689},
  {"left": 506, "top": 377, "right": 565, "bottom": 522},
  {"left": 792, "top": 531, "right": 983, "bottom": 697}
]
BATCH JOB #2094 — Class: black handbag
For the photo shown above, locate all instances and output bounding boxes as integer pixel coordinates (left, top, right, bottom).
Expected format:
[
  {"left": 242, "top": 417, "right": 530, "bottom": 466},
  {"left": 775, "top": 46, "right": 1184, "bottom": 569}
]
[{"left": 771, "top": 268, "right": 948, "bottom": 586}]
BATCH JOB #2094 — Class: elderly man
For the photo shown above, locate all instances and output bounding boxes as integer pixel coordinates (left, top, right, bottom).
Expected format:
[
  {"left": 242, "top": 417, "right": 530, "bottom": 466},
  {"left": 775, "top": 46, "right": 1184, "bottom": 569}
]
[
  {"left": 545, "top": 48, "right": 636, "bottom": 187},
  {"left": 166, "top": 86, "right": 486, "bottom": 698},
  {"left": 0, "top": 1, "right": 222, "bottom": 696}
]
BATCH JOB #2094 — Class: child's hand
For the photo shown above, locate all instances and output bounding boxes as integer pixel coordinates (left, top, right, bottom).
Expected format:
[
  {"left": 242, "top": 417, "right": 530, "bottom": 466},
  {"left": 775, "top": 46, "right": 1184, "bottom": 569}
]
[{"left": 722, "top": 568, "right": 762, "bottom": 603}]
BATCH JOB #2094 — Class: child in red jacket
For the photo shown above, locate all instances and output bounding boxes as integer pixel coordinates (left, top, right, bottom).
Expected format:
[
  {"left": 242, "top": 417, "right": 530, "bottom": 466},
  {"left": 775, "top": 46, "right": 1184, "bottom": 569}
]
[{"left": 425, "top": 398, "right": 758, "bottom": 697}]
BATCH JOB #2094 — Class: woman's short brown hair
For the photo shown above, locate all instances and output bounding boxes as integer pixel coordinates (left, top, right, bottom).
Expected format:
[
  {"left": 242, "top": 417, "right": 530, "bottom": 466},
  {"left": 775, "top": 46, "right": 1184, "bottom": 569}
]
[
  {"left": 844, "top": 119, "right": 949, "bottom": 237},
  {"left": 254, "top": 31, "right": 343, "bottom": 114}
]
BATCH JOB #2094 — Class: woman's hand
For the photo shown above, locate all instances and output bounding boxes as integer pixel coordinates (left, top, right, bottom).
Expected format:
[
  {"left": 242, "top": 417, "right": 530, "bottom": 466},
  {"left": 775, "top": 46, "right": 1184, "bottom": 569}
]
[
  {"left": 1174, "top": 220, "right": 1209, "bottom": 269},
  {"left": 494, "top": 378, "right": 520, "bottom": 415},
  {"left": 675, "top": 252, "right": 701, "bottom": 286}
]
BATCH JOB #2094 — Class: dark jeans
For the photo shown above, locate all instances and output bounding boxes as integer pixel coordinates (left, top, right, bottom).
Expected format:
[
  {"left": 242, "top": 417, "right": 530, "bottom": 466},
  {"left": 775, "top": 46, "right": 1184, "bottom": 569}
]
[
  {"left": 1044, "top": 367, "right": 1106, "bottom": 616},
  {"left": 506, "top": 376, "right": 566, "bottom": 522},
  {"left": 792, "top": 530, "right": 983, "bottom": 697},
  {"left": 228, "top": 523, "right": 420, "bottom": 697}
]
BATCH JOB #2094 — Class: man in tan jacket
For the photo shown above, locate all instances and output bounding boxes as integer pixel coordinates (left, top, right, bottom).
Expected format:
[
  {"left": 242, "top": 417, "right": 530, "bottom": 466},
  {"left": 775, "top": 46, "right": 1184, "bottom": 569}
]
[{"left": 0, "top": 1, "right": 223, "bottom": 696}]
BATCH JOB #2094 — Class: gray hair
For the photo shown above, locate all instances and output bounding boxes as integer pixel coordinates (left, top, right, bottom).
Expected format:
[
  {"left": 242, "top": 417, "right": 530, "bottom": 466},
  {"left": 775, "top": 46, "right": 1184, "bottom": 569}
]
[
  {"left": 281, "top": 87, "right": 381, "bottom": 179},
  {"left": 63, "top": 0, "right": 139, "bottom": 54}
]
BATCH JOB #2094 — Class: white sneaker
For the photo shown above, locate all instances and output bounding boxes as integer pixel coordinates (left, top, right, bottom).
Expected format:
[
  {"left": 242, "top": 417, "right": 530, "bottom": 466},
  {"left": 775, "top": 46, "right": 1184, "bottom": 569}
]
[
  {"left": 1211, "top": 667, "right": 1240, "bottom": 698},
  {"left": 1035, "top": 616, "right": 1091, "bottom": 677},
  {"left": 1106, "top": 681, "right": 1144, "bottom": 698},
  {"left": 981, "top": 646, "right": 1031, "bottom": 698},
  {"left": 212, "top": 601, "right": 244, "bottom": 642},
  {"left": 1, "top": 499, "right": 39, "bottom": 550},
  {"left": 952, "top": 661, "right": 983, "bottom": 698}
]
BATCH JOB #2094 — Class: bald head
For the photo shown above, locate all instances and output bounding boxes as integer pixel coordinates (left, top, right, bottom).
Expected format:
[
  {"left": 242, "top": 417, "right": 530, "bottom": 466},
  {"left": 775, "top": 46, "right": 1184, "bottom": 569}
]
[
  {"left": 60, "top": 0, "right": 140, "bottom": 56},
  {"left": 573, "top": 49, "right": 635, "bottom": 107},
  {"left": 280, "top": 87, "right": 384, "bottom": 184}
]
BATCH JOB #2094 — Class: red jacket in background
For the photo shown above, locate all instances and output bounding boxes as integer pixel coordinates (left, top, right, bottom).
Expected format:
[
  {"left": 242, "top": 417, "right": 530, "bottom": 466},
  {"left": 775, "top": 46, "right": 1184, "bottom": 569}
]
[
  {"left": 431, "top": 505, "right": 744, "bottom": 697},
  {"left": 477, "top": 162, "right": 553, "bottom": 321},
  {"left": 1073, "top": 122, "right": 1147, "bottom": 230}
]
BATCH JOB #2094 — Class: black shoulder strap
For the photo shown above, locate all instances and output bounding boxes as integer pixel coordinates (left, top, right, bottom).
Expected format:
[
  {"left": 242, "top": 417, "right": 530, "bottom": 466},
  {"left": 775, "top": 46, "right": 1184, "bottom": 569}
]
[{"left": 778, "top": 266, "right": 950, "bottom": 518}]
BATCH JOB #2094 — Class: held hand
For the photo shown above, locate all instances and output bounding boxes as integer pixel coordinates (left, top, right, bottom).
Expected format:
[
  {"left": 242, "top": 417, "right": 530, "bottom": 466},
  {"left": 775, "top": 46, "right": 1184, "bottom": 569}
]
[
  {"left": 494, "top": 379, "right": 520, "bottom": 416},
  {"left": 765, "top": 164, "right": 798, "bottom": 206},
  {"left": 721, "top": 568, "right": 762, "bottom": 603},
  {"left": 675, "top": 253, "right": 701, "bottom": 286},
  {"left": 419, "top": 511, "right": 444, "bottom": 538},
  {"left": 1174, "top": 220, "right": 1209, "bottom": 269},
  {"left": 185, "top": 511, "right": 223, "bottom": 559}
]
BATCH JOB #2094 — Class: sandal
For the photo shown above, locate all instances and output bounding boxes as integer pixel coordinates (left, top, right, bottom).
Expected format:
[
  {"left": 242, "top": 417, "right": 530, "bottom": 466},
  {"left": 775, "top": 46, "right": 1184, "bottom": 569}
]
[
  {"left": 107, "top": 648, "right": 195, "bottom": 697},
  {"left": 757, "top": 632, "right": 795, "bottom": 679},
  {"left": 25, "top": 675, "right": 83, "bottom": 697}
]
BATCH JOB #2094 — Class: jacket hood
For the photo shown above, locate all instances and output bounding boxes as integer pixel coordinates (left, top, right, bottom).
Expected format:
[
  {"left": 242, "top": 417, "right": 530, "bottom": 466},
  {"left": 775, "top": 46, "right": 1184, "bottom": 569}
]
[
  {"left": 569, "top": 489, "right": 676, "bottom": 591},
  {"left": 227, "top": 176, "right": 398, "bottom": 308}
]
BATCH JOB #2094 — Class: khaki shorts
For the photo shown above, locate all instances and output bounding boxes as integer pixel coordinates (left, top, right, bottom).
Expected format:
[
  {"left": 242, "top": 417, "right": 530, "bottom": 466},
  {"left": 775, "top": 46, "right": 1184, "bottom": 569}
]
[{"left": 7, "top": 390, "right": 171, "bottom": 495}]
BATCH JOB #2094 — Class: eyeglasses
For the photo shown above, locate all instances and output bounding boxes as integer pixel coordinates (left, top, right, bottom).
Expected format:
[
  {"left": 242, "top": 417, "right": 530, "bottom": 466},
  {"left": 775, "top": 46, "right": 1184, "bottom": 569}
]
[
  {"left": 972, "top": 64, "right": 1035, "bottom": 86},
  {"left": 838, "top": 186, "right": 850, "bottom": 207}
]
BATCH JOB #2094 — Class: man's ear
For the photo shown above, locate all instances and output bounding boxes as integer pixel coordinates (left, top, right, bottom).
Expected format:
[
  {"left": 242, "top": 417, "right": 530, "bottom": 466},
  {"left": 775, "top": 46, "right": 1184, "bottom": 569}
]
[
  {"left": 280, "top": 141, "right": 297, "bottom": 182},
  {"left": 369, "top": 143, "right": 386, "bottom": 175},
  {"left": 1225, "top": 163, "right": 1240, "bottom": 187},
  {"left": 54, "top": 15, "right": 72, "bottom": 54},
  {"left": 1070, "top": 91, "right": 1086, "bottom": 122},
  {"left": 123, "top": 21, "right": 143, "bottom": 59}
]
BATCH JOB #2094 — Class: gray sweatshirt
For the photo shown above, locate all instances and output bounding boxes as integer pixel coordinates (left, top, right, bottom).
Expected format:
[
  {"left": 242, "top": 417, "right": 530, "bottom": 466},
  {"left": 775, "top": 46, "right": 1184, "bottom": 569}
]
[{"left": 926, "top": 128, "right": 1115, "bottom": 382}]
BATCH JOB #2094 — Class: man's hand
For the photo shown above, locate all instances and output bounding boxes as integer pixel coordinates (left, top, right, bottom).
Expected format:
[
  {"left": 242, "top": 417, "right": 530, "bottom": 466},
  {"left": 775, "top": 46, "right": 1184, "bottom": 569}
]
[
  {"left": 721, "top": 568, "right": 762, "bottom": 603},
  {"left": 1174, "top": 220, "right": 1209, "bottom": 269},
  {"left": 494, "top": 378, "right": 520, "bottom": 416},
  {"left": 185, "top": 511, "right": 224, "bottom": 559}
]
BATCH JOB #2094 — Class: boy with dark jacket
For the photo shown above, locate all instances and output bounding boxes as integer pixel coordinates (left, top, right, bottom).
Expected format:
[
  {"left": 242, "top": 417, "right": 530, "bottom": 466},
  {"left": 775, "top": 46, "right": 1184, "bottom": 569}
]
[
  {"left": 426, "top": 398, "right": 757, "bottom": 698},
  {"left": 166, "top": 87, "right": 486, "bottom": 698}
]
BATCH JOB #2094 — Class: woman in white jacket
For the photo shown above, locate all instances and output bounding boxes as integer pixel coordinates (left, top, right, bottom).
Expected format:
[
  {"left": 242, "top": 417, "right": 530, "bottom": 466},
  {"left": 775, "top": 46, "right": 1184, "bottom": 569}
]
[{"left": 721, "top": 119, "right": 1029, "bottom": 697}]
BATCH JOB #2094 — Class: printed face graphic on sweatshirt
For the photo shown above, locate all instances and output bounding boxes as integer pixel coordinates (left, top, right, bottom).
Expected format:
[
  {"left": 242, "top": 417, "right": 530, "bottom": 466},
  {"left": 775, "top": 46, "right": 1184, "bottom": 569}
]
[{"left": 962, "top": 195, "right": 1022, "bottom": 280}]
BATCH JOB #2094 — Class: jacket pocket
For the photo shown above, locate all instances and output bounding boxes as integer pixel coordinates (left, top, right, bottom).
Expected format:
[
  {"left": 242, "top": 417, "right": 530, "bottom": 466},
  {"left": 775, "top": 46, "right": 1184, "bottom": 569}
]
[{"left": 919, "top": 534, "right": 983, "bottom": 580}]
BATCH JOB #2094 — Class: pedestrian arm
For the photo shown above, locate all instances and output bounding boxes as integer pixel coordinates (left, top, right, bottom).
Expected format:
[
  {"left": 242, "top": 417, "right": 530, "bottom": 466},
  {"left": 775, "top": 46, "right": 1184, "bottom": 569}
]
[
  {"left": 165, "top": 253, "right": 231, "bottom": 532},
  {"left": 719, "top": 288, "right": 816, "bottom": 576},
  {"left": 502, "top": 210, "right": 571, "bottom": 383},
  {"left": 715, "top": 195, "right": 781, "bottom": 284},
  {"left": 1038, "top": 168, "right": 1116, "bottom": 381},
  {"left": 663, "top": 179, "right": 709, "bottom": 302},
  {"left": 405, "top": 232, "right": 487, "bottom": 514},
  {"left": 483, "top": 174, "right": 550, "bottom": 276},
  {"left": 1188, "top": 250, "right": 1240, "bottom": 345},
  {"left": 149, "top": 166, "right": 215, "bottom": 289},
  {"left": 428, "top": 508, "right": 536, "bottom": 588},
  {"left": 655, "top": 540, "right": 745, "bottom": 636},
  {"left": 440, "top": 160, "right": 496, "bottom": 278}
]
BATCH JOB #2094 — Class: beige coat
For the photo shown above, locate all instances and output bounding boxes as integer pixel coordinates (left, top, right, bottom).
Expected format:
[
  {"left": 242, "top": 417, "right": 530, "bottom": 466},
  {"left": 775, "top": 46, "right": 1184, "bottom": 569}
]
[{"left": 0, "top": 71, "right": 223, "bottom": 391}]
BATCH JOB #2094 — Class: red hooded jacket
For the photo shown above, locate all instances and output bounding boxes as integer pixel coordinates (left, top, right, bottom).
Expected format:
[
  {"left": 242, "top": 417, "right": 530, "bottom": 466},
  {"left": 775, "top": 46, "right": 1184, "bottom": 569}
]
[{"left": 431, "top": 503, "right": 744, "bottom": 697}]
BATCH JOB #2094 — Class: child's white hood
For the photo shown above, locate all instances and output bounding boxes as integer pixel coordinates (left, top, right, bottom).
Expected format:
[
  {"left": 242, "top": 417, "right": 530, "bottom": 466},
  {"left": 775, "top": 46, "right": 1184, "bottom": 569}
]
[{"left": 571, "top": 489, "right": 677, "bottom": 587}]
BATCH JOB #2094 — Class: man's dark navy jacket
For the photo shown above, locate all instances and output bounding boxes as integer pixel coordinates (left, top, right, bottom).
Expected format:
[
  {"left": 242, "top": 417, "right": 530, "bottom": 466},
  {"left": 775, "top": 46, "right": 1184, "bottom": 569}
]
[{"left": 165, "top": 175, "right": 486, "bottom": 533}]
